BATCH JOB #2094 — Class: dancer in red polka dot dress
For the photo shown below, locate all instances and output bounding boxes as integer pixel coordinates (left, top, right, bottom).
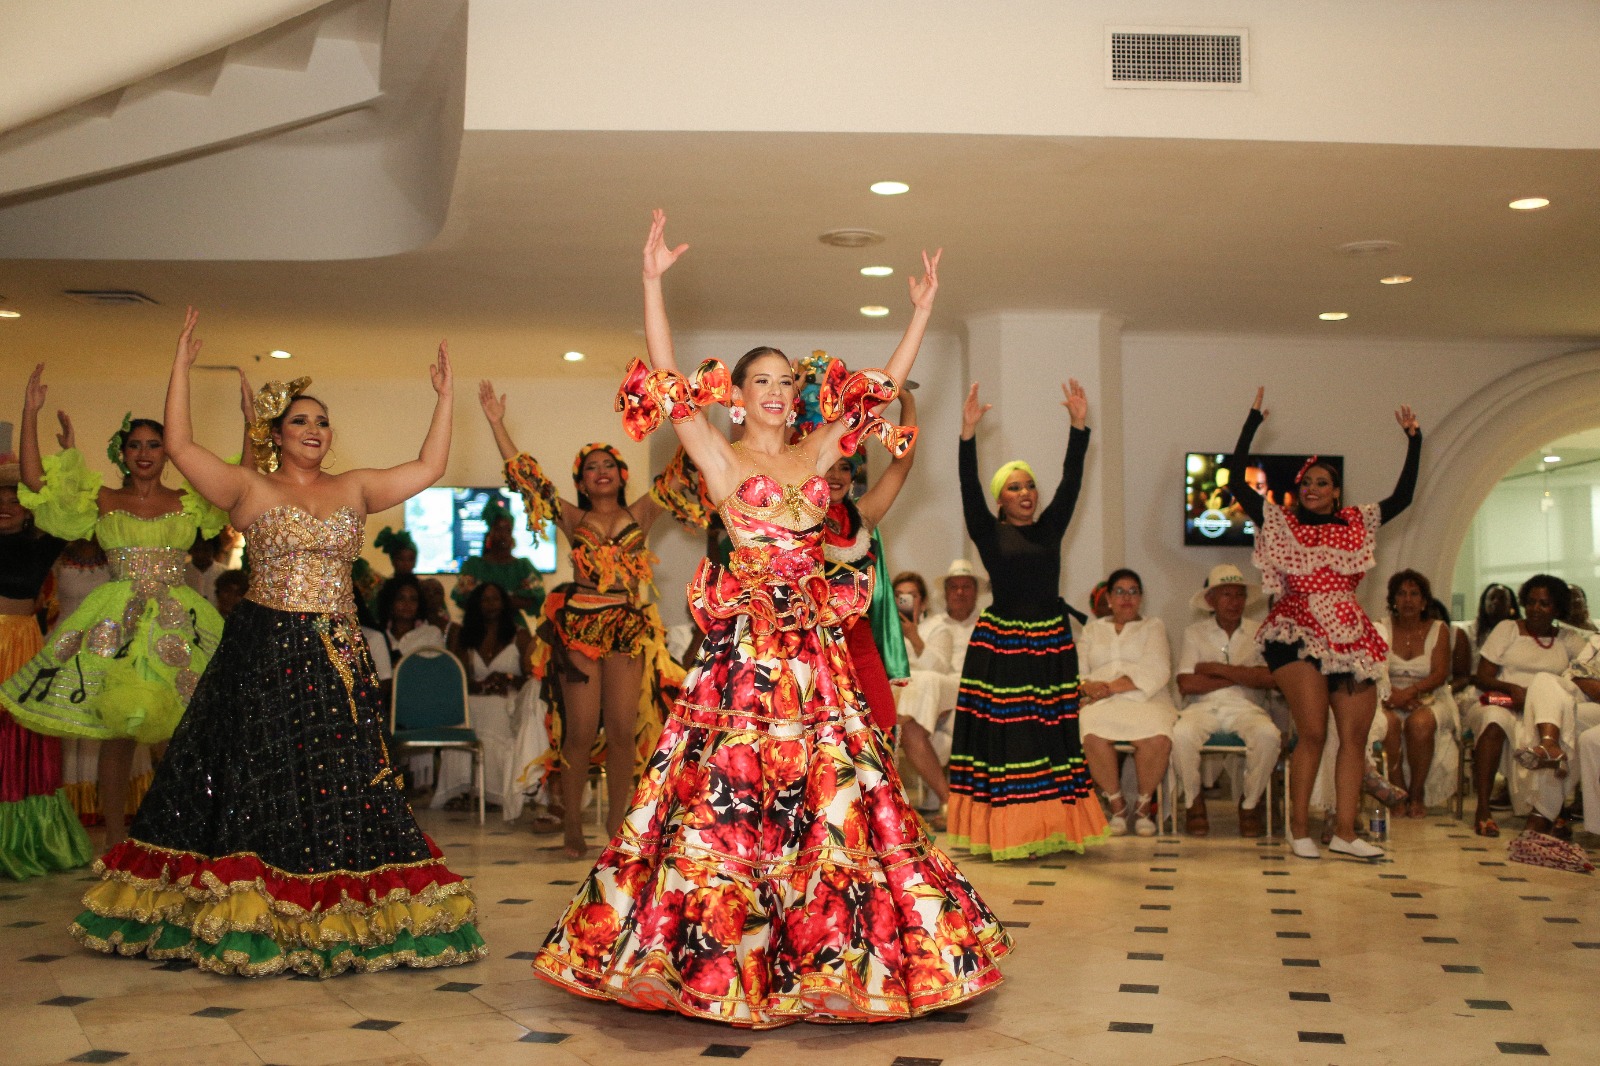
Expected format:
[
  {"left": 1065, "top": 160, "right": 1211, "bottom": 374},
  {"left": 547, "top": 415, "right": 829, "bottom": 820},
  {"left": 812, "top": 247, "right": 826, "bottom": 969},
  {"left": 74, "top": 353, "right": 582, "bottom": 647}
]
[{"left": 1223, "top": 388, "right": 1421, "bottom": 861}]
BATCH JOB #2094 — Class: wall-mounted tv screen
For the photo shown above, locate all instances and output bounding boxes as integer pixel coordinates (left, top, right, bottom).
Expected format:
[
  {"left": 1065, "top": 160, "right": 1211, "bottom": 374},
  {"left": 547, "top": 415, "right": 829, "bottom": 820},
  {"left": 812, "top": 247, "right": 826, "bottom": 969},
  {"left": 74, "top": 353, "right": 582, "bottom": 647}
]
[
  {"left": 1184, "top": 452, "right": 1344, "bottom": 547},
  {"left": 403, "top": 487, "right": 559, "bottom": 574}
]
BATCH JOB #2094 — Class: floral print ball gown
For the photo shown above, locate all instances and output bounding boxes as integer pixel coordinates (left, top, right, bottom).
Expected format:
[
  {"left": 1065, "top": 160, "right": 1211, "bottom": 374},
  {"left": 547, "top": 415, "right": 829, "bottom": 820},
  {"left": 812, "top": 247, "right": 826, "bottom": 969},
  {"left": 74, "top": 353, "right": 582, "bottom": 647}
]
[{"left": 532, "top": 362, "right": 1012, "bottom": 1028}]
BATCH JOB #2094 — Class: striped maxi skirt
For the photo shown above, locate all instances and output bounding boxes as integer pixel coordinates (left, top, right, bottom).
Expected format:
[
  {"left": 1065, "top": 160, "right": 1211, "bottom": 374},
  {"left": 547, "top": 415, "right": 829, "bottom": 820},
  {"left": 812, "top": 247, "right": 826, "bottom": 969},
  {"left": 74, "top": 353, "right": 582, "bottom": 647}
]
[{"left": 946, "top": 600, "right": 1108, "bottom": 860}]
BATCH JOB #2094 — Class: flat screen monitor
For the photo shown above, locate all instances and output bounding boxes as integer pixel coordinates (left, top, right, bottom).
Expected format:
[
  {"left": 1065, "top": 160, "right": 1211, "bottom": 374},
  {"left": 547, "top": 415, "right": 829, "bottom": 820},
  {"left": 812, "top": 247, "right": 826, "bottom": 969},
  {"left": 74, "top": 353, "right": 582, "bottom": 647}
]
[
  {"left": 1184, "top": 452, "right": 1344, "bottom": 547},
  {"left": 402, "top": 486, "right": 559, "bottom": 574}
]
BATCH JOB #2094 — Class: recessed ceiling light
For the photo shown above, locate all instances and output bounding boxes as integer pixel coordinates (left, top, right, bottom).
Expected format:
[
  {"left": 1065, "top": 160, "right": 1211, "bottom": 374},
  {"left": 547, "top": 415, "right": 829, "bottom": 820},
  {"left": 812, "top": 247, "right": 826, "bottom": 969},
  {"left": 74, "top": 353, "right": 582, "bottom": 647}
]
[
  {"left": 1543, "top": 455, "right": 1562, "bottom": 463},
  {"left": 1509, "top": 197, "right": 1550, "bottom": 211},
  {"left": 269, "top": 349, "right": 292, "bottom": 359},
  {"left": 860, "top": 266, "right": 894, "bottom": 277},
  {"left": 0, "top": 309, "right": 20, "bottom": 318},
  {"left": 860, "top": 305, "right": 891, "bottom": 317},
  {"left": 563, "top": 351, "right": 585, "bottom": 362},
  {"left": 1380, "top": 274, "right": 1413, "bottom": 285},
  {"left": 870, "top": 181, "right": 909, "bottom": 196},
  {"left": 1318, "top": 312, "right": 1349, "bottom": 321}
]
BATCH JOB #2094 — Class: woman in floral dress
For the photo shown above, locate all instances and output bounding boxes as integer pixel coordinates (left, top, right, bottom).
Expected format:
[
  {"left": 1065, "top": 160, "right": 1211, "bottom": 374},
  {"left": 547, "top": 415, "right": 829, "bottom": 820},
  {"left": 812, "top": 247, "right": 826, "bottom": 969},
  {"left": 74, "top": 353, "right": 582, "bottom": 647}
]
[{"left": 532, "top": 211, "right": 1010, "bottom": 1028}]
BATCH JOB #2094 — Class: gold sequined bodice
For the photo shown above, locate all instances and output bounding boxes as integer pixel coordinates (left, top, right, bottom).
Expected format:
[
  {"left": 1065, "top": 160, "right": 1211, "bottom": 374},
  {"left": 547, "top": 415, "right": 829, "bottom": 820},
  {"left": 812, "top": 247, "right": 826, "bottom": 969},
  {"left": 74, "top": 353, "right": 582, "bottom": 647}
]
[{"left": 245, "top": 505, "right": 363, "bottom": 614}]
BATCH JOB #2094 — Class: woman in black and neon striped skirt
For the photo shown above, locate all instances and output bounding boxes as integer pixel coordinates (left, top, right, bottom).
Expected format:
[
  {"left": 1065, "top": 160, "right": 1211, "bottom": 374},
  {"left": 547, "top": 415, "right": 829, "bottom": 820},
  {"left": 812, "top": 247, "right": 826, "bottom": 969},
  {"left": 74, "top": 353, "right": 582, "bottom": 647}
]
[{"left": 946, "top": 380, "right": 1109, "bottom": 860}]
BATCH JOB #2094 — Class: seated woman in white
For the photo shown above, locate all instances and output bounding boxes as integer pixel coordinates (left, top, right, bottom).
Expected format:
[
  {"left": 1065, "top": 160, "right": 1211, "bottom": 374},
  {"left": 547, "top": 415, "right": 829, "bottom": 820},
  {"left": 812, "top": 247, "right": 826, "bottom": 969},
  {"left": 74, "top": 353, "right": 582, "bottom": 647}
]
[
  {"left": 1079, "top": 568, "right": 1178, "bottom": 837},
  {"left": 891, "top": 571, "right": 955, "bottom": 816},
  {"left": 440, "top": 580, "right": 532, "bottom": 811},
  {"left": 1376, "top": 570, "right": 1457, "bottom": 818},
  {"left": 1471, "top": 574, "right": 1590, "bottom": 837}
]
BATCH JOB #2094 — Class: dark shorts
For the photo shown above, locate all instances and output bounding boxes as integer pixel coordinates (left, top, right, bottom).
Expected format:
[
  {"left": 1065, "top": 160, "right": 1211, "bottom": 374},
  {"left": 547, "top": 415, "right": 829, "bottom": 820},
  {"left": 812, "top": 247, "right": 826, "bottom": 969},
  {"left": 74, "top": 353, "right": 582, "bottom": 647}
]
[{"left": 1262, "top": 639, "right": 1367, "bottom": 692}]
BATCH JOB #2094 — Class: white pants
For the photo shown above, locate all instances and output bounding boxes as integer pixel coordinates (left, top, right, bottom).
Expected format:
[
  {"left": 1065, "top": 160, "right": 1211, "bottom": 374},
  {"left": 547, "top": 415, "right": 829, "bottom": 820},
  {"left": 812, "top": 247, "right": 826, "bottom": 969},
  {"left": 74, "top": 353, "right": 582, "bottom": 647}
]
[
  {"left": 1171, "top": 700, "right": 1281, "bottom": 809},
  {"left": 1579, "top": 724, "right": 1600, "bottom": 834},
  {"left": 1516, "top": 673, "right": 1600, "bottom": 820}
]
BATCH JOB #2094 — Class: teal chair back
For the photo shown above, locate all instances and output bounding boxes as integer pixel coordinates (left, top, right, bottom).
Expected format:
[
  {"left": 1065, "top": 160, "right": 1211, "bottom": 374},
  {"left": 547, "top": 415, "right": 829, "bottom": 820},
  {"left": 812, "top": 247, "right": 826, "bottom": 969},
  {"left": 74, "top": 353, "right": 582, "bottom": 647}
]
[{"left": 392, "top": 647, "right": 470, "bottom": 732}]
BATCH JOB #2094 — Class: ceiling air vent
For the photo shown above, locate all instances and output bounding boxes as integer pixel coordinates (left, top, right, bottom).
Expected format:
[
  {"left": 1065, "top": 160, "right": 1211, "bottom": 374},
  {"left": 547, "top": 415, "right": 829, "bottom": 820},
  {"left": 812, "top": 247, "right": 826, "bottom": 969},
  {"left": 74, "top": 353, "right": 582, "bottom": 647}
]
[
  {"left": 1106, "top": 27, "right": 1248, "bottom": 90},
  {"left": 62, "top": 289, "right": 160, "bottom": 306},
  {"left": 818, "top": 228, "right": 885, "bottom": 249}
]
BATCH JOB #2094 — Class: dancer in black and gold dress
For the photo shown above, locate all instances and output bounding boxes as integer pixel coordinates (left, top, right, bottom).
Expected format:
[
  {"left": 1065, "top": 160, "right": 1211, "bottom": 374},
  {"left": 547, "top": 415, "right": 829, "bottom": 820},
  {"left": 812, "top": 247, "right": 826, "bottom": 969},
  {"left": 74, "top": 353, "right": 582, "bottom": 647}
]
[{"left": 70, "top": 309, "right": 485, "bottom": 976}]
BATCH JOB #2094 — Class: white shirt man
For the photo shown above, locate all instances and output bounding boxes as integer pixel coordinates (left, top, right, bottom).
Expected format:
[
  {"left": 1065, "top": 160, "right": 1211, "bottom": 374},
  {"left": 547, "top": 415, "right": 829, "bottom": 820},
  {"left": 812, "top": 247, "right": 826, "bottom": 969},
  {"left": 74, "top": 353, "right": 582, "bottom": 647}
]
[
  {"left": 1172, "top": 564, "right": 1281, "bottom": 837},
  {"left": 897, "top": 560, "right": 983, "bottom": 770}
]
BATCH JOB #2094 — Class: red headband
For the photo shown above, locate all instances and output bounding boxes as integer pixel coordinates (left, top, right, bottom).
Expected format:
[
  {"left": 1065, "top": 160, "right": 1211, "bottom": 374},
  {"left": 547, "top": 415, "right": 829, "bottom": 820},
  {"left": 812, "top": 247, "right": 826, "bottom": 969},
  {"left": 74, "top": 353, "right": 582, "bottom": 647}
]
[{"left": 1295, "top": 455, "right": 1322, "bottom": 485}]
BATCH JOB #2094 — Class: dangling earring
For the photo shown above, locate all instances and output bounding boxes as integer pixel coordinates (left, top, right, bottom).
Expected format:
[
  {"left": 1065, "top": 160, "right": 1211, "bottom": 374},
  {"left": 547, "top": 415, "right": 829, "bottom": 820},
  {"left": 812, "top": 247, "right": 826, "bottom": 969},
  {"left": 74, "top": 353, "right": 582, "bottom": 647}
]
[
  {"left": 785, "top": 408, "right": 797, "bottom": 427},
  {"left": 730, "top": 405, "right": 746, "bottom": 425}
]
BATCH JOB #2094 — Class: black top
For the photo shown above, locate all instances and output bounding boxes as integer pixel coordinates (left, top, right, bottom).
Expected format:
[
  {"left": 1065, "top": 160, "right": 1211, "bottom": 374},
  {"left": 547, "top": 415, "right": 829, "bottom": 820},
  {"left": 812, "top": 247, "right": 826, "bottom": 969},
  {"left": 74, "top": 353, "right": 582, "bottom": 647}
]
[
  {"left": 1222, "top": 408, "right": 1422, "bottom": 529},
  {"left": 959, "top": 426, "right": 1088, "bottom": 618},
  {"left": 0, "top": 529, "right": 67, "bottom": 602}
]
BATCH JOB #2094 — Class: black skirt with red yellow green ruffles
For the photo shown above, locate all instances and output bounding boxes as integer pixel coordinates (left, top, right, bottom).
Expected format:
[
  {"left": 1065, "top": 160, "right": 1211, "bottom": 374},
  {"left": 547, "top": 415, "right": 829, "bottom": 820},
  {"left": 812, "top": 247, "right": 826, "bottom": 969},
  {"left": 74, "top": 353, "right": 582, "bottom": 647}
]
[{"left": 69, "top": 599, "right": 486, "bottom": 976}]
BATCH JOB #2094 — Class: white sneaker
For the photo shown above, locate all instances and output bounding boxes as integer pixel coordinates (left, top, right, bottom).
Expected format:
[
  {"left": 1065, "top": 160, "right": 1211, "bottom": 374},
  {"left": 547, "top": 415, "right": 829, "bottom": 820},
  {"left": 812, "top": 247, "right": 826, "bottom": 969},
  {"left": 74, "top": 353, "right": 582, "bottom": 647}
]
[
  {"left": 1290, "top": 836, "right": 1321, "bottom": 859},
  {"left": 1329, "top": 835, "right": 1384, "bottom": 859}
]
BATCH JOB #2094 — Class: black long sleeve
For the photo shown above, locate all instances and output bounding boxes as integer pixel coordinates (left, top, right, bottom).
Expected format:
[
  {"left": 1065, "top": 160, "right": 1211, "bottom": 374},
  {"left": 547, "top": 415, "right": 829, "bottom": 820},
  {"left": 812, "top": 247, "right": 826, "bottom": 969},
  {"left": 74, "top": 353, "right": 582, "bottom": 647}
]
[
  {"left": 1038, "top": 426, "right": 1090, "bottom": 539},
  {"left": 1221, "top": 409, "right": 1266, "bottom": 528},
  {"left": 958, "top": 436, "right": 998, "bottom": 560},
  {"left": 1378, "top": 430, "right": 1423, "bottom": 525}
]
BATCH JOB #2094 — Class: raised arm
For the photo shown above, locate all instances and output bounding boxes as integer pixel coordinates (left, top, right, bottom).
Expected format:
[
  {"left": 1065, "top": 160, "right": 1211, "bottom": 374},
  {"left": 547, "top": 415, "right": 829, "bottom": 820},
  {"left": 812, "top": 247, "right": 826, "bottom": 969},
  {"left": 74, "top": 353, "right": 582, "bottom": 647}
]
[
  {"left": 640, "top": 209, "right": 738, "bottom": 495},
  {"left": 163, "top": 308, "right": 255, "bottom": 512},
  {"left": 1037, "top": 380, "right": 1091, "bottom": 536},
  {"left": 18, "top": 363, "right": 49, "bottom": 491},
  {"left": 1378, "top": 404, "right": 1422, "bottom": 524},
  {"left": 856, "top": 390, "right": 918, "bottom": 530},
  {"left": 1219, "top": 387, "right": 1268, "bottom": 528},
  {"left": 351, "top": 342, "right": 453, "bottom": 514},
  {"left": 881, "top": 249, "right": 941, "bottom": 386},
  {"left": 958, "top": 383, "right": 998, "bottom": 554},
  {"left": 479, "top": 380, "right": 584, "bottom": 534}
]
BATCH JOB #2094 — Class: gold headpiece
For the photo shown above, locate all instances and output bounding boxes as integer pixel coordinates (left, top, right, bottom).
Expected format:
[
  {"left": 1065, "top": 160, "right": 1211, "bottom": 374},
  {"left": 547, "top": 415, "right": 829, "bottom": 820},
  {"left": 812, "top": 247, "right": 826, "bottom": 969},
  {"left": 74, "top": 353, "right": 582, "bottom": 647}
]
[{"left": 248, "top": 377, "right": 312, "bottom": 472}]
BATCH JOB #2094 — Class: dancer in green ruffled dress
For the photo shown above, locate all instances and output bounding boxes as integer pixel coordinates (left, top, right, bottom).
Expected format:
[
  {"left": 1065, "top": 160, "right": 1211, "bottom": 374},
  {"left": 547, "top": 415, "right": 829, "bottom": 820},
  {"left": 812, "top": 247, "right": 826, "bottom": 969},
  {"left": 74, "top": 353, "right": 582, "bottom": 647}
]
[{"left": 1, "top": 364, "right": 225, "bottom": 847}]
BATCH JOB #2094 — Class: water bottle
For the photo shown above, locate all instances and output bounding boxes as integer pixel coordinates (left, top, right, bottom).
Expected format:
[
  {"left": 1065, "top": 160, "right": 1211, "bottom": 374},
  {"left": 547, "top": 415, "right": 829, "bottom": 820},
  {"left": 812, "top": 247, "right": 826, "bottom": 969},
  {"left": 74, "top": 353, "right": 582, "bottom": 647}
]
[{"left": 1369, "top": 799, "right": 1387, "bottom": 842}]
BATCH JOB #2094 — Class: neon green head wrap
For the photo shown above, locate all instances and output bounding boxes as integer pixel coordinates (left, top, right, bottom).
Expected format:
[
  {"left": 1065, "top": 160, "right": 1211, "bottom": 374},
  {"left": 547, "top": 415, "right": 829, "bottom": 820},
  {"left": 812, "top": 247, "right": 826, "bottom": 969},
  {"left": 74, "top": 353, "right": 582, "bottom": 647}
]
[{"left": 990, "top": 460, "right": 1035, "bottom": 501}]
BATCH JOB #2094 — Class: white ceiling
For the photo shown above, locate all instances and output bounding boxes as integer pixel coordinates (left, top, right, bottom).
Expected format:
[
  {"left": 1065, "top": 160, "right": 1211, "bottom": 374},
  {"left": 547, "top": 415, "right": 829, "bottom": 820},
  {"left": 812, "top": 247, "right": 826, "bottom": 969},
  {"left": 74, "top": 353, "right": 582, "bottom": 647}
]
[{"left": 1, "top": 128, "right": 1598, "bottom": 379}]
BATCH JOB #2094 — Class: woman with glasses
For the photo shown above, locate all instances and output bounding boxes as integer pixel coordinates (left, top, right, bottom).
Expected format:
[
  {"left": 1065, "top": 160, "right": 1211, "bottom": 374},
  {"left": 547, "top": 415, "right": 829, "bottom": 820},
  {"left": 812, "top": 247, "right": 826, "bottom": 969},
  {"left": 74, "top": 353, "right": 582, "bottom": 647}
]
[{"left": 1078, "top": 568, "right": 1178, "bottom": 836}]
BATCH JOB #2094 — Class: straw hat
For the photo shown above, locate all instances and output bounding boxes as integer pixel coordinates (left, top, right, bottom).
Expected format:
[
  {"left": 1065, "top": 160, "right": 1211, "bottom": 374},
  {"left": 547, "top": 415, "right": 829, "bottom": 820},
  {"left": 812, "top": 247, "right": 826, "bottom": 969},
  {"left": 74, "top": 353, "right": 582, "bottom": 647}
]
[{"left": 1190, "top": 563, "right": 1262, "bottom": 612}]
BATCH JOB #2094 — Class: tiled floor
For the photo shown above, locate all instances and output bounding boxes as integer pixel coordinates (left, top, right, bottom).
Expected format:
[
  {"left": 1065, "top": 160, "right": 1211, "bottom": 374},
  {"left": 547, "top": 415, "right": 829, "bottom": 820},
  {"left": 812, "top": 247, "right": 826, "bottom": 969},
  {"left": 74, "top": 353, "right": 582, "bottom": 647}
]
[{"left": 3, "top": 810, "right": 1595, "bottom": 1066}]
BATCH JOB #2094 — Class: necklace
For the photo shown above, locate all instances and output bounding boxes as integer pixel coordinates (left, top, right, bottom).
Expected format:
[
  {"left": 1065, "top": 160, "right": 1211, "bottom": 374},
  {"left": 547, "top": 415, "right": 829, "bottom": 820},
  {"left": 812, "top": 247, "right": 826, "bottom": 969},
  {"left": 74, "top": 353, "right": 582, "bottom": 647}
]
[{"left": 1530, "top": 625, "right": 1557, "bottom": 649}]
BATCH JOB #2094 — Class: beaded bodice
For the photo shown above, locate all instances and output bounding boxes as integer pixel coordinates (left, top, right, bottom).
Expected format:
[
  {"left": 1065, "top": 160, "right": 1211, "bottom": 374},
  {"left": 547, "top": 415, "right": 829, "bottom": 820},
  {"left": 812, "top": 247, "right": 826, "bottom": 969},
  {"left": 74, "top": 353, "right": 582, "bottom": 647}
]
[{"left": 245, "top": 505, "right": 362, "bottom": 614}]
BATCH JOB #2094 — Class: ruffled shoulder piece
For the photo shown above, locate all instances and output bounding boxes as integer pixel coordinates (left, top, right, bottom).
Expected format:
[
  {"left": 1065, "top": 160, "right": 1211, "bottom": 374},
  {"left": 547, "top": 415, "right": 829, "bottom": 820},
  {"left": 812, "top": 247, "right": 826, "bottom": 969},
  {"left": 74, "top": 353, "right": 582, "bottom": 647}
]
[
  {"left": 818, "top": 368, "right": 917, "bottom": 458},
  {"left": 178, "top": 478, "right": 228, "bottom": 540},
  {"left": 649, "top": 446, "right": 714, "bottom": 530},
  {"left": 503, "top": 453, "right": 559, "bottom": 545},
  {"left": 18, "top": 448, "right": 102, "bottom": 541},
  {"left": 614, "top": 358, "right": 732, "bottom": 441}
]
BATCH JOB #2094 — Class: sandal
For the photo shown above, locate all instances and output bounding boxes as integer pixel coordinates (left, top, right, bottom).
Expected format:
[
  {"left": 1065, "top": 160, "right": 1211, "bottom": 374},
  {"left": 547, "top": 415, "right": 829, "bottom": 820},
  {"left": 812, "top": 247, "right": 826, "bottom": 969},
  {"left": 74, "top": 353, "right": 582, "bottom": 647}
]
[
  {"left": 1103, "top": 790, "right": 1129, "bottom": 837},
  {"left": 1514, "top": 743, "right": 1569, "bottom": 775},
  {"left": 529, "top": 810, "right": 563, "bottom": 834},
  {"left": 1133, "top": 794, "right": 1158, "bottom": 837},
  {"left": 1362, "top": 770, "right": 1407, "bottom": 807},
  {"left": 1474, "top": 816, "right": 1500, "bottom": 838}
]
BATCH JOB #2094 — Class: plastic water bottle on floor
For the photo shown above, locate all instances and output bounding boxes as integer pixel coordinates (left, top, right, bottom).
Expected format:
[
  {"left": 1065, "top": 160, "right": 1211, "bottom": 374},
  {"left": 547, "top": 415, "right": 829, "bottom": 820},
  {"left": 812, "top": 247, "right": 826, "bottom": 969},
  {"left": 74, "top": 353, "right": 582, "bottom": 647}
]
[{"left": 1369, "top": 798, "right": 1387, "bottom": 842}]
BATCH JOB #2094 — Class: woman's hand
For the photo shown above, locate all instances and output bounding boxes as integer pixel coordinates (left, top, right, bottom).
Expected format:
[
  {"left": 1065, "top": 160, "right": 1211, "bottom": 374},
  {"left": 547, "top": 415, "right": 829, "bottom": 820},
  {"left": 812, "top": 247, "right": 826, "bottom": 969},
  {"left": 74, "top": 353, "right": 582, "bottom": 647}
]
[
  {"left": 1062, "top": 379, "right": 1088, "bottom": 429},
  {"left": 238, "top": 369, "right": 255, "bottom": 422},
  {"left": 643, "top": 208, "right": 689, "bottom": 280},
  {"left": 479, "top": 379, "right": 507, "bottom": 425},
  {"left": 1080, "top": 680, "right": 1109, "bottom": 703},
  {"left": 430, "top": 340, "right": 453, "bottom": 398},
  {"left": 1502, "top": 682, "right": 1527, "bottom": 710},
  {"left": 175, "top": 307, "right": 202, "bottom": 369},
  {"left": 1395, "top": 404, "right": 1420, "bottom": 437},
  {"left": 908, "top": 248, "right": 942, "bottom": 311},
  {"left": 55, "top": 410, "right": 74, "bottom": 450},
  {"left": 24, "top": 363, "right": 47, "bottom": 415},
  {"left": 1250, "top": 385, "right": 1270, "bottom": 421},
  {"left": 960, "top": 382, "right": 992, "bottom": 440}
]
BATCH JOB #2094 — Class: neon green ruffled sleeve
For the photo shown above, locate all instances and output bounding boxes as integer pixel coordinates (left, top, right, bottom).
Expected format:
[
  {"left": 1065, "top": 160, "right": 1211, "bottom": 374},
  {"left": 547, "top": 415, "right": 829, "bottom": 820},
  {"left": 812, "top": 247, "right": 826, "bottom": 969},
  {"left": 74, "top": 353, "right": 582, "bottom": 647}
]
[
  {"left": 179, "top": 480, "right": 228, "bottom": 540},
  {"left": 17, "top": 448, "right": 102, "bottom": 541}
]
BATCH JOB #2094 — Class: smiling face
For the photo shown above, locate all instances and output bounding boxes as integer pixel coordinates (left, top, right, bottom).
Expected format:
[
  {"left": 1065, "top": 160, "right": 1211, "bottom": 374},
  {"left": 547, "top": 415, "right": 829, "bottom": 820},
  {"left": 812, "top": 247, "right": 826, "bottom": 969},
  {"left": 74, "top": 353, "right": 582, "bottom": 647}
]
[
  {"left": 485, "top": 516, "right": 514, "bottom": 554},
  {"left": 272, "top": 398, "right": 332, "bottom": 466},
  {"left": 0, "top": 486, "right": 26, "bottom": 535},
  {"left": 579, "top": 450, "right": 623, "bottom": 501},
  {"left": 824, "top": 456, "right": 855, "bottom": 504},
  {"left": 731, "top": 353, "right": 796, "bottom": 428},
  {"left": 997, "top": 469, "right": 1039, "bottom": 525},
  {"left": 1297, "top": 464, "right": 1340, "bottom": 514},
  {"left": 121, "top": 424, "right": 167, "bottom": 482}
]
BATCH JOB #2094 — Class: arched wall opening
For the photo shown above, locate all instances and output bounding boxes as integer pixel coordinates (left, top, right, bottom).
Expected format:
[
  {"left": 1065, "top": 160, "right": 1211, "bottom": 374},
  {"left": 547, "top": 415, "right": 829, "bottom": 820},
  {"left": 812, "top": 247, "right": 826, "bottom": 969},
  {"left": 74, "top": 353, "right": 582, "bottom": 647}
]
[{"left": 1383, "top": 347, "right": 1600, "bottom": 614}]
